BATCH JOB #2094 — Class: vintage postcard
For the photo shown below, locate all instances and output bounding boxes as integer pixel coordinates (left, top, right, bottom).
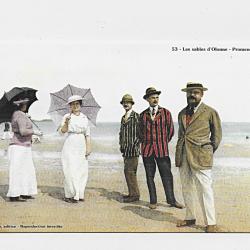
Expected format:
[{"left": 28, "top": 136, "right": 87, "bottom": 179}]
[{"left": 0, "top": 0, "right": 249, "bottom": 249}]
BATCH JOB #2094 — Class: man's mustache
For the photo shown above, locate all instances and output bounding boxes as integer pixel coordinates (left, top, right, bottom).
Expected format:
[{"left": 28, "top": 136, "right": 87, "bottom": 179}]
[{"left": 188, "top": 96, "right": 196, "bottom": 101}]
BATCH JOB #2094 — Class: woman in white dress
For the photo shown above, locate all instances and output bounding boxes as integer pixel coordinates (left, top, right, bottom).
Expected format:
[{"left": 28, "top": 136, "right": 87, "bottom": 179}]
[
  {"left": 7, "top": 98, "right": 42, "bottom": 202},
  {"left": 60, "top": 95, "right": 91, "bottom": 203}
]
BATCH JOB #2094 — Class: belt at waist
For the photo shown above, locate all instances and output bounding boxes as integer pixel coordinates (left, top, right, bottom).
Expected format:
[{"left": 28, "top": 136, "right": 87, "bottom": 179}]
[{"left": 68, "top": 131, "right": 85, "bottom": 135}]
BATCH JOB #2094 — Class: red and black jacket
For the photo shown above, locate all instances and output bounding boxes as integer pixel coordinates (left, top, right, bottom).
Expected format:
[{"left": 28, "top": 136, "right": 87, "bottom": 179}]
[{"left": 139, "top": 106, "right": 174, "bottom": 158}]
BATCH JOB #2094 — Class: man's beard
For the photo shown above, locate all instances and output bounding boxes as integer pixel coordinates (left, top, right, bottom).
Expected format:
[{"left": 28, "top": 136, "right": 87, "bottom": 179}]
[{"left": 187, "top": 97, "right": 200, "bottom": 107}]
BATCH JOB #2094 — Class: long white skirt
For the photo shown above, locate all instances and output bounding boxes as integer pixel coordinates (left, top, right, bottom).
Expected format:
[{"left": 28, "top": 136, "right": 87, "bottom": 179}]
[
  {"left": 7, "top": 145, "right": 38, "bottom": 197},
  {"left": 61, "top": 133, "right": 88, "bottom": 200}
]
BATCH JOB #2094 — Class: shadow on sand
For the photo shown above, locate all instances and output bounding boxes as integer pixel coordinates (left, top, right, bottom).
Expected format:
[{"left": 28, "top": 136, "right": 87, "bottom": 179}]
[
  {"left": 88, "top": 186, "right": 205, "bottom": 232},
  {"left": 122, "top": 205, "right": 204, "bottom": 231},
  {"left": 88, "top": 186, "right": 125, "bottom": 203},
  {"left": 88, "top": 186, "right": 148, "bottom": 206},
  {"left": 122, "top": 205, "right": 178, "bottom": 223},
  {"left": 0, "top": 184, "right": 206, "bottom": 231},
  {"left": 0, "top": 184, "right": 65, "bottom": 202},
  {"left": 38, "top": 185, "right": 64, "bottom": 201}
]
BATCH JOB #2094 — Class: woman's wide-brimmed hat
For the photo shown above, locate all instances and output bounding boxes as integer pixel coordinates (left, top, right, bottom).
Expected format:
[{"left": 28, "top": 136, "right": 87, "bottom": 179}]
[
  {"left": 181, "top": 82, "right": 208, "bottom": 92},
  {"left": 13, "top": 98, "right": 30, "bottom": 106},
  {"left": 120, "top": 94, "right": 135, "bottom": 105},
  {"left": 67, "top": 95, "right": 83, "bottom": 105},
  {"left": 143, "top": 87, "right": 161, "bottom": 99}
]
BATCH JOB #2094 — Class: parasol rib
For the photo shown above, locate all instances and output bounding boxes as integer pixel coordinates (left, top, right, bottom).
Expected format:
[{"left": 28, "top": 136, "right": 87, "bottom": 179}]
[
  {"left": 82, "top": 89, "right": 90, "bottom": 99},
  {"left": 50, "top": 93, "right": 68, "bottom": 102},
  {"left": 68, "top": 84, "right": 74, "bottom": 95}
]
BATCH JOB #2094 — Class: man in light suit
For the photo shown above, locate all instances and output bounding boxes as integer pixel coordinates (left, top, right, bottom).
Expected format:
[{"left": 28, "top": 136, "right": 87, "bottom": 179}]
[{"left": 175, "top": 82, "right": 222, "bottom": 233}]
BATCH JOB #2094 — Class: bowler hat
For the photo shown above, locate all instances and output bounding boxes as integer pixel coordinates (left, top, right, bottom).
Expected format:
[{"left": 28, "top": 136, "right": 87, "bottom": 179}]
[
  {"left": 181, "top": 82, "right": 208, "bottom": 92},
  {"left": 120, "top": 94, "right": 134, "bottom": 105},
  {"left": 143, "top": 87, "right": 161, "bottom": 99},
  {"left": 67, "top": 95, "right": 83, "bottom": 104}
]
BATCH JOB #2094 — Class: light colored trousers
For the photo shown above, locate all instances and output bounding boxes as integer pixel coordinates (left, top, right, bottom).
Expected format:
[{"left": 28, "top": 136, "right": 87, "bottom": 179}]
[{"left": 179, "top": 150, "right": 216, "bottom": 225}]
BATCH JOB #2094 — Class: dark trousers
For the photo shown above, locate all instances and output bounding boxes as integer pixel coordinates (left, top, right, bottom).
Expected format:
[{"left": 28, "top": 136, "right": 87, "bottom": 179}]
[
  {"left": 124, "top": 157, "right": 140, "bottom": 197},
  {"left": 143, "top": 155, "right": 176, "bottom": 204}
]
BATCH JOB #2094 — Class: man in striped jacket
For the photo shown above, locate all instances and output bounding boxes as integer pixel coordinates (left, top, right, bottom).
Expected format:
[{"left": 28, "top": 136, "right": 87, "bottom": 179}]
[
  {"left": 119, "top": 94, "right": 140, "bottom": 203},
  {"left": 139, "top": 87, "right": 183, "bottom": 209}
]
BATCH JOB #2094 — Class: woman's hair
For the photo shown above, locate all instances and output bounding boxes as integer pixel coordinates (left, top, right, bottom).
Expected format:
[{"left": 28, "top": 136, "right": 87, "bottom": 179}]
[
  {"left": 13, "top": 103, "right": 28, "bottom": 112},
  {"left": 70, "top": 100, "right": 82, "bottom": 107}
]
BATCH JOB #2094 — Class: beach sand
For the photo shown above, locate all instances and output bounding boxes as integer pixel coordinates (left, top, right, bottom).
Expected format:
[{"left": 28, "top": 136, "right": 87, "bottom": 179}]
[{"left": 0, "top": 157, "right": 249, "bottom": 233}]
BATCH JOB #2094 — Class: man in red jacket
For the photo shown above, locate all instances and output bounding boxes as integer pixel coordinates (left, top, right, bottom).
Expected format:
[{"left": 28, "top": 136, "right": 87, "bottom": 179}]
[{"left": 139, "top": 87, "right": 183, "bottom": 209}]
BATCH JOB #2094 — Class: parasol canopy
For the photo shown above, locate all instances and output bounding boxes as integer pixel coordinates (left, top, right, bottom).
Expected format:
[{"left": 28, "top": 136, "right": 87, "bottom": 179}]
[
  {"left": 47, "top": 84, "right": 101, "bottom": 127},
  {"left": 0, "top": 87, "right": 38, "bottom": 123}
]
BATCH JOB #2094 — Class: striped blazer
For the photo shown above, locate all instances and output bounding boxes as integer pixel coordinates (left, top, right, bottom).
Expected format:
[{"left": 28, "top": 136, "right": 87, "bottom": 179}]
[
  {"left": 119, "top": 110, "right": 140, "bottom": 157},
  {"left": 139, "top": 106, "right": 174, "bottom": 158}
]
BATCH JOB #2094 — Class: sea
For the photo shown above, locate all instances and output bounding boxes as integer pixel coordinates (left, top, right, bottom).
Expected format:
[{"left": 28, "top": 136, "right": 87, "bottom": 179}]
[{"left": 1, "top": 121, "right": 250, "bottom": 179}]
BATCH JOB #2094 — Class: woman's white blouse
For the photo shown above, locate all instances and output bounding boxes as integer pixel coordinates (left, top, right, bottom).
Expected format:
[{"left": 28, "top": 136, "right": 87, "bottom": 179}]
[{"left": 60, "top": 113, "right": 90, "bottom": 136}]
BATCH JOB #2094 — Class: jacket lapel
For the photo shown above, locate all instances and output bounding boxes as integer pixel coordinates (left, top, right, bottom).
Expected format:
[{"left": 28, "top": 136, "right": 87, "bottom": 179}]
[
  {"left": 181, "top": 109, "right": 187, "bottom": 130},
  {"left": 145, "top": 108, "right": 151, "bottom": 120},
  {"left": 127, "top": 110, "right": 135, "bottom": 122},
  {"left": 146, "top": 106, "right": 162, "bottom": 121},
  {"left": 188, "top": 103, "right": 206, "bottom": 126},
  {"left": 122, "top": 110, "right": 135, "bottom": 124},
  {"left": 154, "top": 106, "right": 162, "bottom": 120}
]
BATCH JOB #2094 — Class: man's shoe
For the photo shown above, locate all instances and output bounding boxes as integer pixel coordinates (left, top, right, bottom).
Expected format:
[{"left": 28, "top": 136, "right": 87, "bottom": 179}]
[
  {"left": 9, "top": 196, "right": 27, "bottom": 202},
  {"left": 20, "top": 195, "right": 35, "bottom": 199},
  {"left": 176, "top": 219, "right": 196, "bottom": 227},
  {"left": 122, "top": 195, "right": 130, "bottom": 199},
  {"left": 169, "top": 201, "right": 185, "bottom": 209},
  {"left": 123, "top": 196, "right": 140, "bottom": 203},
  {"left": 79, "top": 199, "right": 85, "bottom": 202},
  {"left": 206, "top": 225, "right": 218, "bottom": 233},
  {"left": 149, "top": 203, "right": 157, "bottom": 209}
]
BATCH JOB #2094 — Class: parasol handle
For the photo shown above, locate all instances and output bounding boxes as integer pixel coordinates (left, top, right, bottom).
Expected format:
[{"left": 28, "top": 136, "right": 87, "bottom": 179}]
[{"left": 29, "top": 118, "right": 42, "bottom": 132}]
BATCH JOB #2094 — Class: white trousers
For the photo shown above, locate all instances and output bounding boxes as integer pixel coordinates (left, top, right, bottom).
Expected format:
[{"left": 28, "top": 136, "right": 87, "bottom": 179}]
[{"left": 179, "top": 150, "right": 216, "bottom": 225}]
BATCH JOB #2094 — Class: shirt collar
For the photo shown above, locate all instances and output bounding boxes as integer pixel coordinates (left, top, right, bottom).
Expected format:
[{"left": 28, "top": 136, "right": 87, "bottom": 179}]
[
  {"left": 125, "top": 109, "right": 133, "bottom": 117},
  {"left": 149, "top": 105, "right": 159, "bottom": 113},
  {"left": 194, "top": 101, "right": 202, "bottom": 113}
]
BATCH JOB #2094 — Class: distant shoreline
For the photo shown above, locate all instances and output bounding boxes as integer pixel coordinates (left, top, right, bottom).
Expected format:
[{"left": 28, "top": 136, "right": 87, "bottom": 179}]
[
  {"left": 33, "top": 119, "right": 250, "bottom": 125},
  {"left": 33, "top": 119, "right": 52, "bottom": 122}
]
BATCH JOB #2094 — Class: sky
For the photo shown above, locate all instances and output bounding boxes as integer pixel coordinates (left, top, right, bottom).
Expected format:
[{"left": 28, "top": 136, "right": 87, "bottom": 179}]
[{"left": 0, "top": 1, "right": 250, "bottom": 122}]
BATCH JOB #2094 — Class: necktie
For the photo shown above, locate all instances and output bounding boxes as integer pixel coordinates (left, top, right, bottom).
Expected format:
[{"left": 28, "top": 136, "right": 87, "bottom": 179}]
[
  {"left": 151, "top": 107, "right": 156, "bottom": 120},
  {"left": 186, "top": 106, "right": 194, "bottom": 126},
  {"left": 152, "top": 107, "right": 156, "bottom": 116},
  {"left": 186, "top": 106, "right": 194, "bottom": 116}
]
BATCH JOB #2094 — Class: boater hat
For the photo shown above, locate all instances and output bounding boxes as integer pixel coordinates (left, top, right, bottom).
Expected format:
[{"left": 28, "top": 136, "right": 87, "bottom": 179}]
[
  {"left": 181, "top": 82, "right": 208, "bottom": 92},
  {"left": 13, "top": 98, "right": 30, "bottom": 105},
  {"left": 120, "top": 94, "right": 135, "bottom": 105},
  {"left": 143, "top": 87, "right": 161, "bottom": 99},
  {"left": 67, "top": 95, "right": 83, "bottom": 104}
]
